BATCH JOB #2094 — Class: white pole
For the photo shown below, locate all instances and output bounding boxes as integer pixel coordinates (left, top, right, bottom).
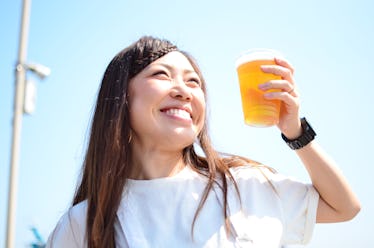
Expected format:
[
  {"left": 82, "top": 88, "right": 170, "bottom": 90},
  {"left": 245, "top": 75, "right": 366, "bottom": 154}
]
[{"left": 6, "top": 0, "right": 31, "bottom": 247}]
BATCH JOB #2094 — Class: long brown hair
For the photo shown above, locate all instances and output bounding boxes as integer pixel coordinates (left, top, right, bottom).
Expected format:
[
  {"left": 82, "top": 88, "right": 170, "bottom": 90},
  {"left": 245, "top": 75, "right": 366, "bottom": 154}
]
[{"left": 73, "top": 36, "right": 261, "bottom": 247}]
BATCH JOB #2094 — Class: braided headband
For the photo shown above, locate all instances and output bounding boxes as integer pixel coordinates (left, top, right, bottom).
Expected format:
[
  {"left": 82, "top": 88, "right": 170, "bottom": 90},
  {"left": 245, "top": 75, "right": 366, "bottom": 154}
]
[{"left": 130, "top": 45, "right": 178, "bottom": 78}]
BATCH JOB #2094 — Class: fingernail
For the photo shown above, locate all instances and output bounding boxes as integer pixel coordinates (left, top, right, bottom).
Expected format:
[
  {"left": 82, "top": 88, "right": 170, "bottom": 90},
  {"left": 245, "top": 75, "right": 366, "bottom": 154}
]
[
  {"left": 258, "top": 83, "right": 269, "bottom": 90},
  {"left": 264, "top": 92, "right": 273, "bottom": 98}
]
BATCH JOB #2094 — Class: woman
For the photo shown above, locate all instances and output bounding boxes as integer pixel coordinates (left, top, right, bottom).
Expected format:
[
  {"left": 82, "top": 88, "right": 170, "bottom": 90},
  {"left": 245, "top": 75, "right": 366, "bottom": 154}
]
[{"left": 47, "top": 36, "right": 360, "bottom": 247}]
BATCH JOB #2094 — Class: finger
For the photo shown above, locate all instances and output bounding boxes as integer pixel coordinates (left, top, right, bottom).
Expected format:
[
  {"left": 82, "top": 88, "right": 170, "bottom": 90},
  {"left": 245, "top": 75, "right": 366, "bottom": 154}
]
[
  {"left": 273, "top": 58, "right": 297, "bottom": 97},
  {"left": 274, "top": 57, "right": 295, "bottom": 74},
  {"left": 263, "top": 91, "right": 299, "bottom": 108},
  {"left": 287, "top": 87, "right": 296, "bottom": 96},
  {"left": 258, "top": 79, "right": 294, "bottom": 93},
  {"left": 260, "top": 64, "right": 294, "bottom": 83}
]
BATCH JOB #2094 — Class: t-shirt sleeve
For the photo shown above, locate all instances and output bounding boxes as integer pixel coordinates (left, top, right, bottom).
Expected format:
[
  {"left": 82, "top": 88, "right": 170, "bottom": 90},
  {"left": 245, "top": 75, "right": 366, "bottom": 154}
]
[
  {"left": 267, "top": 169, "right": 319, "bottom": 245},
  {"left": 46, "top": 202, "right": 87, "bottom": 248}
]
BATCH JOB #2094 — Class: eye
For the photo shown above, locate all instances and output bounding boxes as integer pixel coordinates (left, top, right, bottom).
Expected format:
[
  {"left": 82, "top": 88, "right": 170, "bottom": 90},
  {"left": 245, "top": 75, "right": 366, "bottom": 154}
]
[
  {"left": 151, "top": 70, "right": 169, "bottom": 79},
  {"left": 186, "top": 77, "right": 201, "bottom": 87}
]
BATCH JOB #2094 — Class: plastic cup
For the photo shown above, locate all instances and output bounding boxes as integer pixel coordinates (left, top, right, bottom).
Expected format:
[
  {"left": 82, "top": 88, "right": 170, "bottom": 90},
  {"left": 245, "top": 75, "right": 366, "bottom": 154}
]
[{"left": 236, "top": 49, "right": 283, "bottom": 127}]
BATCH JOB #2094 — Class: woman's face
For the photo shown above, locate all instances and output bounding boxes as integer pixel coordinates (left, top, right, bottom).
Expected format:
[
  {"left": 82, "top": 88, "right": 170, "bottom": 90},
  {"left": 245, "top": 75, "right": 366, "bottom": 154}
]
[{"left": 128, "top": 51, "right": 206, "bottom": 150}]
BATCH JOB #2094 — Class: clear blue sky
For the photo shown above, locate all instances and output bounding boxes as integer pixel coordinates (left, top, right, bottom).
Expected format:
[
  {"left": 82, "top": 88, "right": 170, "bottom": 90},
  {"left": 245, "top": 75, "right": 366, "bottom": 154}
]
[{"left": 1, "top": 0, "right": 373, "bottom": 247}]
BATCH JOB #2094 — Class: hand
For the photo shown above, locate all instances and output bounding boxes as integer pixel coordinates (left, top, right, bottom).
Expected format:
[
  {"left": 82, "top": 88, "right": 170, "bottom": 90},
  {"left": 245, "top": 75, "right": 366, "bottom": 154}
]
[{"left": 258, "top": 57, "right": 302, "bottom": 139}]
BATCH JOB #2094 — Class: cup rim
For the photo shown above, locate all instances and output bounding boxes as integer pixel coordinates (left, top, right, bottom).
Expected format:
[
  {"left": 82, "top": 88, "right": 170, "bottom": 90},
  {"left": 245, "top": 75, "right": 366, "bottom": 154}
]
[{"left": 235, "top": 48, "right": 284, "bottom": 68}]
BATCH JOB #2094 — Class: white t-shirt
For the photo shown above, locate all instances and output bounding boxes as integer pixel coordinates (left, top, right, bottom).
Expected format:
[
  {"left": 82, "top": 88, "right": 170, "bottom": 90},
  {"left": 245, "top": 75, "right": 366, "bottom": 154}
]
[{"left": 46, "top": 165, "right": 319, "bottom": 248}]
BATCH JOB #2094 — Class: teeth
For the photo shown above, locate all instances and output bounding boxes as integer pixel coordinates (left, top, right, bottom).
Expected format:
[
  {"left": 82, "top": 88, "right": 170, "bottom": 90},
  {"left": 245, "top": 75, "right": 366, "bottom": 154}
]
[{"left": 164, "top": 109, "right": 191, "bottom": 119}]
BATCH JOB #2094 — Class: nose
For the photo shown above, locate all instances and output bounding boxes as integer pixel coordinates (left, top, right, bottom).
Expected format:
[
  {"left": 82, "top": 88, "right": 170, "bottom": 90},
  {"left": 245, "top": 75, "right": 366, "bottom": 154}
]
[{"left": 170, "top": 79, "right": 192, "bottom": 101}]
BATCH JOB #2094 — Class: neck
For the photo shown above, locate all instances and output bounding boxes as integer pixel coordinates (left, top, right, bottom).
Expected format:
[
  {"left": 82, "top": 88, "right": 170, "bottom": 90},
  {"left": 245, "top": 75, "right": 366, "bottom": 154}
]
[{"left": 129, "top": 146, "right": 186, "bottom": 180}]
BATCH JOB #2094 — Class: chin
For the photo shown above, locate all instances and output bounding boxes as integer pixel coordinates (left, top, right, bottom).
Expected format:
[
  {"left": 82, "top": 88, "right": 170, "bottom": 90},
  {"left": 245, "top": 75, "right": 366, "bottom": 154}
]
[{"left": 168, "top": 130, "right": 197, "bottom": 146}]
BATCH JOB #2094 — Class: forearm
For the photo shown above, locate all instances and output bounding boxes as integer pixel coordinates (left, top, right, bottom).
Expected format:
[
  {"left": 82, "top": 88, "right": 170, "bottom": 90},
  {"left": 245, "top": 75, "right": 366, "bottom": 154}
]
[{"left": 295, "top": 140, "right": 361, "bottom": 222}]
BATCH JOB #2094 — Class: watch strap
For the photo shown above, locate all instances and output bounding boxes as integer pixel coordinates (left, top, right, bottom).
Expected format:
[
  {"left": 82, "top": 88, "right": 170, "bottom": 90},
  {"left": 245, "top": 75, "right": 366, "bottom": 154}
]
[{"left": 281, "top": 117, "right": 316, "bottom": 150}]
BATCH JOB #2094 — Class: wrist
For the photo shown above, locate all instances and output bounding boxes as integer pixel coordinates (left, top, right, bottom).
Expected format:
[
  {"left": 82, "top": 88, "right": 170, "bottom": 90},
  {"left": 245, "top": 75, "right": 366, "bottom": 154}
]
[
  {"left": 281, "top": 117, "right": 316, "bottom": 150},
  {"left": 282, "top": 122, "right": 303, "bottom": 140}
]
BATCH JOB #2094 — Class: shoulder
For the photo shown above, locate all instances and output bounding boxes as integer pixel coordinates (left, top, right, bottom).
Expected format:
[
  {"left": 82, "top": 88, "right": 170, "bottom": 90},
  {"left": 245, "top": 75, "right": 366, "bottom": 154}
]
[
  {"left": 229, "top": 164, "right": 316, "bottom": 197},
  {"left": 46, "top": 201, "right": 88, "bottom": 248},
  {"left": 229, "top": 164, "right": 275, "bottom": 182},
  {"left": 229, "top": 163, "right": 303, "bottom": 182}
]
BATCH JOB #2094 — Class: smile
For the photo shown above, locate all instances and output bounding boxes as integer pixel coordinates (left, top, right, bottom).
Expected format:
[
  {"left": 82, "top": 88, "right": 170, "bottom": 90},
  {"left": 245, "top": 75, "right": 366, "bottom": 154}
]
[{"left": 162, "top": 108, "right": 192, "bottom": 120}]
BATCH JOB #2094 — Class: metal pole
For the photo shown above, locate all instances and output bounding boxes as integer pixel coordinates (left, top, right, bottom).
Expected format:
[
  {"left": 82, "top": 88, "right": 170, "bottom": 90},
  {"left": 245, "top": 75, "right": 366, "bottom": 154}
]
[{"left": 6, "top": 0, "right": 31, "bottom": 247}]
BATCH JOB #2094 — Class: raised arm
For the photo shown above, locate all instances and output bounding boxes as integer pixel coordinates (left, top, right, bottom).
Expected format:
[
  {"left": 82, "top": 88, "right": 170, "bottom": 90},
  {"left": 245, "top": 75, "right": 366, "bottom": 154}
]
[{"left": 259, "top": 57, "right": 361, "bottom": 223}]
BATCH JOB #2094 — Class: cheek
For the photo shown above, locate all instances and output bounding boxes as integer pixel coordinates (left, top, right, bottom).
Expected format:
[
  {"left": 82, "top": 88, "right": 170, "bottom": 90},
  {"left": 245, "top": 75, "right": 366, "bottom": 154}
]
[
  {"left": 195, "top": 92, "right": 206, "bottom": 126},
  {"left": 128, "top": 95, "right": 154, "bottom": 125},
  {"left": 128, "top": 89, "right": 149, "bottom": 126},
  {"left": 196, "top": 91, "right": 206, "bottom": 111},
  {"left": 129, "top": 83, "right": 162, "bottom": 108},
  {"left": 128, "top": 83, "right": 167, "bottom": 125}
]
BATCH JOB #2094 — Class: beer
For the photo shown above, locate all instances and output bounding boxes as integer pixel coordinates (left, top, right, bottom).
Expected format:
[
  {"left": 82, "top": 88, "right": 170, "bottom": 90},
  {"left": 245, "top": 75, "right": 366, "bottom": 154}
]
[{"left": 236, "top": 50, "right": 282, "bottom": 127}]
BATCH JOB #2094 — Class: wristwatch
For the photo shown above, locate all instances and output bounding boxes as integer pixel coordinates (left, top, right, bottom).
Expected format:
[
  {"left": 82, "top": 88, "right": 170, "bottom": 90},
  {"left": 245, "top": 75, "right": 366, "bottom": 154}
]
[{"left": 281, "top": 117, "right": 316, "bottom": 150}]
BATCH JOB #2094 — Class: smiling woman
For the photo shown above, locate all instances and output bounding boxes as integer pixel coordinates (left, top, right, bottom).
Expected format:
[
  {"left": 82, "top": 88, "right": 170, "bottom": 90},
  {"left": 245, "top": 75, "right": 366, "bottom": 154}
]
[{"left": 45, "top": 36, "right": 360, "bottom": 248}]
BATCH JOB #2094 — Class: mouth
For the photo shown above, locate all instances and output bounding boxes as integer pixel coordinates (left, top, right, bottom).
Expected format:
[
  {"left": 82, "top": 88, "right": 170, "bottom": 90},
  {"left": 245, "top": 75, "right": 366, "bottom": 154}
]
[{"left": 160, "top": 107, "right": 193, "bottom": 120}]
